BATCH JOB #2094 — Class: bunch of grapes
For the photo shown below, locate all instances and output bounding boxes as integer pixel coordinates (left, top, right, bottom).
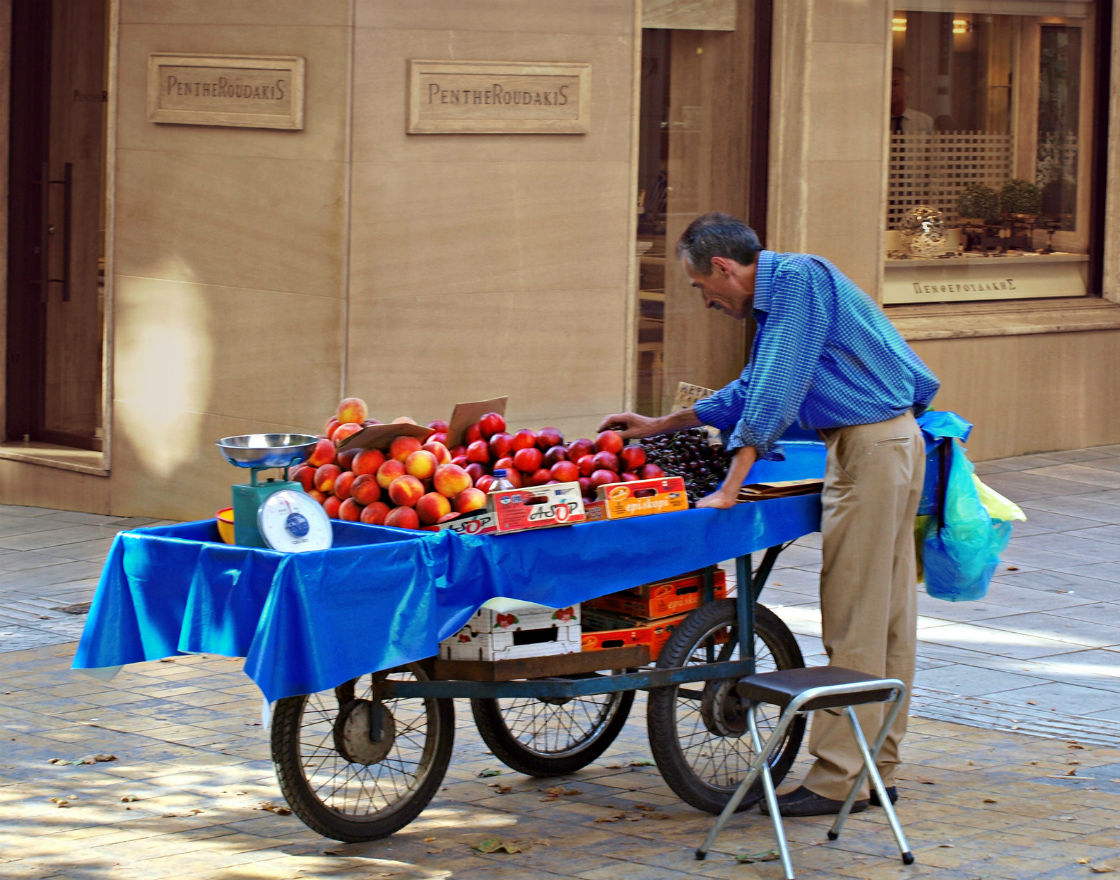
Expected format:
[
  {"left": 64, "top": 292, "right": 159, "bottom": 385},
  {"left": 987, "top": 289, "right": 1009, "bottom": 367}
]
[{"left": 643, "top": 427, "right": 732, "bottom": 503}]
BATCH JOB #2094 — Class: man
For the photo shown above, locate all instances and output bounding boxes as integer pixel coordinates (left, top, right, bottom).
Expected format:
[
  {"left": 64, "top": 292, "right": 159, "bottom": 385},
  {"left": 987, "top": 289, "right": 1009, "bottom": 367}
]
[
  {"left": 890, "top": 66, "right": 934, "bottom": 133},
  {"left": 600, "top": 212, "right": 939, "bottom": 816}
]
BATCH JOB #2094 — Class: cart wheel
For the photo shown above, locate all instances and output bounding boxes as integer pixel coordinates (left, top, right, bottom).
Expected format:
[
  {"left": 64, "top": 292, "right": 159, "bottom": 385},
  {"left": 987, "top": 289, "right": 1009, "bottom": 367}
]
[
  {"left": 470, "top": 672, "right": 635, "bottom": 776},
  {"left": 647, "top": 599, "right": 804, "bottom": 814},
  {"left": 271, "top": 663, "right": 454, "bottom": 842}
]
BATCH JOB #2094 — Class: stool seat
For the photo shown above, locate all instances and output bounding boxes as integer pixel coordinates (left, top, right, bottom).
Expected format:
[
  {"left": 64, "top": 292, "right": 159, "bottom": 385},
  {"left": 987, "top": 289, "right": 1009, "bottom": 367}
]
[
  {"left": 696, "top": 665, "right": 914, "bottom": 879},
  {"left": 737, "top": 666, "right": 902, "bottom": 713}
]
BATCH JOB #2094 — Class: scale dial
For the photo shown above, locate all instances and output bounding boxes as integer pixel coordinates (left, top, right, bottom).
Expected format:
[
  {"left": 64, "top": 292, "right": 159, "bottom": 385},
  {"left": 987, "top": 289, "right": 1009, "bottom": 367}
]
[{"left": 257, "top": 490, "right": 333, "bottom": 552}]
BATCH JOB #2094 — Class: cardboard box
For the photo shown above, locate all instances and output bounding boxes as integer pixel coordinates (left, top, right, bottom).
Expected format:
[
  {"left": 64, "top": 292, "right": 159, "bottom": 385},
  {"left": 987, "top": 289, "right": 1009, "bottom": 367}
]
[
  {"left": 585, "top": 569, "right": 727, "bottom": 620},
  {"left": 435, "top": 509, "right": 499, "bottom": 536},
  {"left": 596, "top": 476, "right": 689, "bottom": 519},
  {"left": 489, "top": 482, "right": 586, "bottom": 531},
  {"left": 440, "top": 599, "right": 581, "bottom": 661},
  {"left": 580, "top": 610, "right": 689, "bottom": 661}
]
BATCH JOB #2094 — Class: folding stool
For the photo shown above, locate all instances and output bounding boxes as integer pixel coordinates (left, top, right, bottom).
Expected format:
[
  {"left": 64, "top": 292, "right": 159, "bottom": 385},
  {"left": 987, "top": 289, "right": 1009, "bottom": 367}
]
[{"left": 695, "top": 666, "right": 915, "bottom": 879}]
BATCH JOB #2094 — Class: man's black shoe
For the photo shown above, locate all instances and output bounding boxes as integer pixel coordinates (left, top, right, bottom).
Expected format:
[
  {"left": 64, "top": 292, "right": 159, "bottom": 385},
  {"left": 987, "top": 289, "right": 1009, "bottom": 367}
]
[
  {"left": 869, "top": 786, "right": 898, "bottom": 807},
  {"left": 758, "top": 786, "right": 868, "bottom": 817}
]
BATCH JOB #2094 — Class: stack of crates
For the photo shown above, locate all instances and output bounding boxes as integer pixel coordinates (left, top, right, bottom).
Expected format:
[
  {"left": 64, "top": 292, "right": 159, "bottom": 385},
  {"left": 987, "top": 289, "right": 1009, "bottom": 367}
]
[{"left": 580, "top": 568, "right": 727, "bottom": 661}]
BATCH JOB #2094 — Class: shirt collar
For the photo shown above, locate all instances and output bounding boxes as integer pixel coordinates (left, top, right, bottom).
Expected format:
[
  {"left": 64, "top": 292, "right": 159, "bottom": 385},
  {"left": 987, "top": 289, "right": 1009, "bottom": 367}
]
[{"left": 753, "top": 250, "right": 775, "bottom": 315}]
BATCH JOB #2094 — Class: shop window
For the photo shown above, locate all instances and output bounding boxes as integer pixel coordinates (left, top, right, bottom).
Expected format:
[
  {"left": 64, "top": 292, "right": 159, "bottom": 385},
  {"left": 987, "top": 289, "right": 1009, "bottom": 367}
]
[{"left": 884, "top": 2, "right": 1099, "bottom": 304}]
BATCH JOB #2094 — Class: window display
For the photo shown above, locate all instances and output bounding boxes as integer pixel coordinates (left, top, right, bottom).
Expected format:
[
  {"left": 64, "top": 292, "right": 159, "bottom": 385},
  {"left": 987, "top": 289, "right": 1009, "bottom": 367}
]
[{"left": 885, "top": 3, "right": 1099, "bottom": 304}]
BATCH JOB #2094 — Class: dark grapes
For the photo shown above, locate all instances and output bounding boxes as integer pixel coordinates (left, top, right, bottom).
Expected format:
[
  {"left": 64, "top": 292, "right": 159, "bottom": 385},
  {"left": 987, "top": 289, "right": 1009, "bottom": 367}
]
[{"left": 644, "top": 427, "right": 731, "bottom": 503}]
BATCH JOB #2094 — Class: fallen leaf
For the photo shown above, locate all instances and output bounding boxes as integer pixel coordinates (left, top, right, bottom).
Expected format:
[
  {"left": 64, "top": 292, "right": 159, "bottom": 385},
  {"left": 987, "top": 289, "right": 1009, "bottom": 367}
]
[
  {"left": 1090, "top": 866, "right": 1116, "bottom": 875},
  {"left": 120, "top": 795, "right": 139, "bottom": 803},
  {"left": 424, "top": 837, "right": 437, "bottom": 842},
  {"left": 49, "top": 797, "right": 71, "bottom": 807},
  {"left": 736, "top": 849, "right": 780, "bottom": 864},
  {"left": 78, "top": 754, "right": 117, "bottom": 765},
  {"left": 1067, "top": 768, "right": 1078, "bottom": 777},
  {"left": 543, "top": 786, "right": 580, "bottom": 797},
  {"left": 915, "top": 777, "right": 936, "bottom": 785},
  {"left": 628, "top": 759, "right": 655, "bottom": 767},
  {"left": 471, "top": 837, "right": 521, "bottom": 854},
  {"left": 1026, "top": 699, "right": 1038, "bottom": 705},
  {"left": 478, "top": 768, "right": 503, "bottom": 778},
  {"left": 937, "top": 844, "right": 956, "bottom": 848},
  {"left": 488, "top": 783, "right": 512, "bottom": 794},
  {"left": 1079, "top": 859, "right": 1092, "bottom": 865},
  {"left": 594, "top": 812, "right": 626, "bottom": 823},
  {"left": 983, "top": 798, "right": 998, "bottom": 804},
  {"left": 256, "top": 802, "right": 292, "bottom": 815}
]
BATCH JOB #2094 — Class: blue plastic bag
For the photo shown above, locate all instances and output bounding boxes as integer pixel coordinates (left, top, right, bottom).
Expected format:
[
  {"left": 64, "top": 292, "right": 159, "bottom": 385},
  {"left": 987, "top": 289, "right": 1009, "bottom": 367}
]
[{"left": 918, "top": 439, "right": 1012, "bottom": 601}]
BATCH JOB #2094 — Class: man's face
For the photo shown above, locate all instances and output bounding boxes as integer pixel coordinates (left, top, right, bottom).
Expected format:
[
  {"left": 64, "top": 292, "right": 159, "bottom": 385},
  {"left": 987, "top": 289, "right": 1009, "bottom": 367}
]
[{"left": 682, "top": 255, "right": 754, "bottom": 320}]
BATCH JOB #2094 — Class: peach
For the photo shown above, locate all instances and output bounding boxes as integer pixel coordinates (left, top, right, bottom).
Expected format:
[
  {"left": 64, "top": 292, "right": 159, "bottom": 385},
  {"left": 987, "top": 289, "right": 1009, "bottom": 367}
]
[
  {"left": 465, "top": 462, "right": 486, "bottom": 483},
  {"left": 339, "top": 498, "right": 362, "bottom": 521},
  {"left": 388, "top": 474, "right": 425, "bottom": 507},
  {"left": 376, "top": 459, "right": 407, "bottom": 489},
  {"left": 454, "top": 487, "right": 487, "bottom": 513},
  {"left": 351, "top": 473, "right": 381, "bottom": 506},
  {"left": 332, "top": 422, "right": 363, "bottom": 446},
  {"left": 322, "top": 495, "right": 342, "bottom": 518},
  {"left": 314, "top": 463, "right": 342, "bottom": 493},
  {"left": 433, "top": 463, "right": 472, "bottom": 499},
  {"left": 337, "top": 397, "right": 369, "bottom": 424},
  {"left": 324, "top": 416, "right": 341, "bottom": 438},
  {"left": 405, "top": 449, "right": 439, "bottom": 481},
  {"left": 290, "top": 464, "right": 315, "bottom": 492},
  {"left": 352, "top": 447, "right": 386, "bottom": 476},
  {"left": 416, "top": 491, "right": 452, "bottom": 525},
  {"left": 392, "top": 415, "right": 418, "bottom": 425},
  {"left": 384, "top": 506, "right": 420, "bottom": 530},
  {"left": 337, "top": 447, "right": 359, "bottom": 471},
  {"left": 333, "top": 470, "right": 356, "bottom": 500},
  {"left": 421, "top": 440, "right": 451, "bottom": 465},
  {"left": 307, "top": 437, "right": 336, "bottom": 468},
  {"left": 360, "top": 500, "right": 390, "bottom": 525},
  {"left": 389, "top": 434, "right": 423, "bottom": 462},
  {"left": 308, "top": 488, "right": 327, "bottom": 504}
]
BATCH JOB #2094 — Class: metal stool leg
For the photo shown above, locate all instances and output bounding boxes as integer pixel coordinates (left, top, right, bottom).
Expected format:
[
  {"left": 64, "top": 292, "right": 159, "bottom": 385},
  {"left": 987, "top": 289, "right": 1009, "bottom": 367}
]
[
  {"left": 827, "top": 695, "right": 914, "bottom": 865},
  {"left": 696, "top": 703, "right": 796, "bottom": 879}
]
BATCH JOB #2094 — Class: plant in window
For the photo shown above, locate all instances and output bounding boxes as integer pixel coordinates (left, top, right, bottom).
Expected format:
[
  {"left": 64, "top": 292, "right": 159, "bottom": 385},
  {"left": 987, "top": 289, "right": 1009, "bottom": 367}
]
[
  {"left": 956, "top": 184, "right": 1000, "bottom": 225},
  {"left": 999, "top": 179, "right": 1042, "bottom": 217}
]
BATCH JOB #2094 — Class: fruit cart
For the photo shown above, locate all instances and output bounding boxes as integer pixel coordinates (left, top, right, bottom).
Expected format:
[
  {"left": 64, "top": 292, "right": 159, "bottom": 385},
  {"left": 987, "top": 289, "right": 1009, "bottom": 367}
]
[{"left": 74, "top": 446, "right": 824, "bottom": 843}]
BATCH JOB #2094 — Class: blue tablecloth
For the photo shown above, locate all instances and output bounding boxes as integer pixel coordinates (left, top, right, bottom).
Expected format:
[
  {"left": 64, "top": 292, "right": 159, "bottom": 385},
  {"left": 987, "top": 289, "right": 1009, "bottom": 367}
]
[{"left": 74, "top": 443, "right": 825, "bottom": 702}]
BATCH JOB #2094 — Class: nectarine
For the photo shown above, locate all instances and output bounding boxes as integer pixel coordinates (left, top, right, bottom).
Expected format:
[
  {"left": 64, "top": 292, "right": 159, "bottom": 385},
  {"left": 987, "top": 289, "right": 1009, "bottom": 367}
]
[
  {"left": 510, "top": 429, "right": 538, "bottom": 452},
  {"left": 550, "top": 460, "right": 580, "bottom": 483},
  {"left": 513, "top": 446, "right": 543, "bottom": 473},
  {"left": 595, "top": 430, "right": 624, "bottom": 455},
  {"left": 454, "top": 487, "right": 487, "bottom": 513},
  {"left": 536, "top": 427, "right": 564, "bottom": 451},
  {"left": 478, "top": 411, "right": 506, "bottom": 438}
]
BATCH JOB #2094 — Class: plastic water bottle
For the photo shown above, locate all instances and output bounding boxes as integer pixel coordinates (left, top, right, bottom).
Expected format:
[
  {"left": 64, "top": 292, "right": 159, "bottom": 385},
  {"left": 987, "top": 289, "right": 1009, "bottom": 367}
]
[{"left": 490, "top": 468, "right": 515, "bottom": 493}]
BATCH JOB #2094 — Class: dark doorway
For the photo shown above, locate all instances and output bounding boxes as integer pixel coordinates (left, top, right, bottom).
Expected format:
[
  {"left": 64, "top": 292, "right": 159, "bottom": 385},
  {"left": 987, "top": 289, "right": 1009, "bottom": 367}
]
[{"left": 6, "top": 0, "right": 107, "bottom": 451}]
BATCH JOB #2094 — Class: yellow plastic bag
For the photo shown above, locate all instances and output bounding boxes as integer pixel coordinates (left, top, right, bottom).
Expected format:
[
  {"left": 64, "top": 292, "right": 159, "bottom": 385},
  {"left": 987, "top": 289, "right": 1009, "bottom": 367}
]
[{"left": 972, "top": 476, "right": 1026, "bottom": 523}]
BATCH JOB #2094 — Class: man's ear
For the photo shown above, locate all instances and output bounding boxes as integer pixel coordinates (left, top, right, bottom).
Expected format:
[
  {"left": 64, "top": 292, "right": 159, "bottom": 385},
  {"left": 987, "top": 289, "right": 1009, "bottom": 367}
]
[{"left": 710, "top": 256, "right": 733, "bottom": 277}]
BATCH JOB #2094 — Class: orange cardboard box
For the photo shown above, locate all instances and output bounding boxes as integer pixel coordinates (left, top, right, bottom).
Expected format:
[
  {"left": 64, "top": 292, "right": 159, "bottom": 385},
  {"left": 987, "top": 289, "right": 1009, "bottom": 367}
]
[
  {"left": 585, "top": 569, "right": 727, "bottom": 620},
  {"left": 596, "top": 476, "right": 689, "bottom": 519},
  {"left": 580, "top": 611, "right": 688, "bottom": 661}
]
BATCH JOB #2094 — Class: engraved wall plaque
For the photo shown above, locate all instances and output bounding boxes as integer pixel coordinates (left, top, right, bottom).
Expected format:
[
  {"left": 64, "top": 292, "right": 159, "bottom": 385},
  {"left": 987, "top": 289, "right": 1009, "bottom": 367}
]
[
  {"left": 408, "top": 60, "right": 590, "bottom": 134},
  {"left": 148, "top": 54, "right": 305, "bottom": 130}
]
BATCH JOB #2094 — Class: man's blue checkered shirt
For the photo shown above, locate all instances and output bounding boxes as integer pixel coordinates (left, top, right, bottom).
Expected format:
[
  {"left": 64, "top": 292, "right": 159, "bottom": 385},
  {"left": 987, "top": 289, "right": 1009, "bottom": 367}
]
[{"left": 693, "top": 250, "right": 940, "bottom": 460}]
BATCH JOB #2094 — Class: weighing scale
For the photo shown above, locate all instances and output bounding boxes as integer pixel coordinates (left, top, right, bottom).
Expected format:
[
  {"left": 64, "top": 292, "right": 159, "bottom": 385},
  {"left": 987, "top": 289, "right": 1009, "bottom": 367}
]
[{"left": 215, "top": 433, "right": 333, "bottom": 552}]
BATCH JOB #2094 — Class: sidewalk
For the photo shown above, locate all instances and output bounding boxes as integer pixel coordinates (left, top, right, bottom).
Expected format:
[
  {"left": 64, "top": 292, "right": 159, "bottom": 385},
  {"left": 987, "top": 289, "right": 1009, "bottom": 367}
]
[{"left": 1, "top": 443, "right": 1119, "bottom": 879}]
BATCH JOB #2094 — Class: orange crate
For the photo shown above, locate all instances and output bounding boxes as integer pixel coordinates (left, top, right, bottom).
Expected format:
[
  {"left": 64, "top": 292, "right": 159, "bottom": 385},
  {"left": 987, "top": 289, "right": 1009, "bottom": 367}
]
[
  {"left": 585, "top": 570, "right": 727, "bottom": 620},
  {"left": 580, "top": 611, "right": 689, "bottom": 661}
]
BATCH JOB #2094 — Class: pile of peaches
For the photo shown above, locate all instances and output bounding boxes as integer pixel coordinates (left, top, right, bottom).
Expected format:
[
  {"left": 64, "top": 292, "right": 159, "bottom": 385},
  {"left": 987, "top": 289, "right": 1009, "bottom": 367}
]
[{"left": 289, "top": 397, "right": 663, "bottom": 530}]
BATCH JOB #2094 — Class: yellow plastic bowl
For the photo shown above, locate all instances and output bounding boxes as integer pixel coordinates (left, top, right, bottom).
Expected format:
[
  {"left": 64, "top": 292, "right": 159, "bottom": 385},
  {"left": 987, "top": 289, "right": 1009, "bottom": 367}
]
[{"left": 216, "top": 507, "right": 235, "bottom": 544}]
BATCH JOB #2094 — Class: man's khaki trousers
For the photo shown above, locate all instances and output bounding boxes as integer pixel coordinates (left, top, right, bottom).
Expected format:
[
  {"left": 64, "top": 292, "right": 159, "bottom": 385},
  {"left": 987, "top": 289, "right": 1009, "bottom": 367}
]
[{"left": 802, "top": 410, "right": 926, "bottom": 801}]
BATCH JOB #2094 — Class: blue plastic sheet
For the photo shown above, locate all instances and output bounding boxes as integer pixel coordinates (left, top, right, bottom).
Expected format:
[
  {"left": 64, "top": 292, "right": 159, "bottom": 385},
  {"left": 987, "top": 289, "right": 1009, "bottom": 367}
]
[{"left": 74, "top": 448, "right": 825, "bottom": 702}]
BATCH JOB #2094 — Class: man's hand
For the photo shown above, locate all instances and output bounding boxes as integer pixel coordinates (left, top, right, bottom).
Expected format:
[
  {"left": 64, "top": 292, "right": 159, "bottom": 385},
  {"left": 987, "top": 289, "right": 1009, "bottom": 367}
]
[
  {"left": 695, "top": 488, "right": 739, "bottom": 509},
  {"left": 598, "top": 407, "right": 703, "bottom": 441},
  {"left": 598, "top": 411, "right": 661, "bottom": 441},
  {"left": 694, "top": 445, "right": 758, "bottom": 510}
]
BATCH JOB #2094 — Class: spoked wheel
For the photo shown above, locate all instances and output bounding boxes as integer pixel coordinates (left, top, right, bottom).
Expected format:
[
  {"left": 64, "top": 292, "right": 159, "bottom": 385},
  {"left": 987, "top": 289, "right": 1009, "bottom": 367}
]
[
  {"left": 471, "top": 672, "right": 634, "bottom": 776},
  {"left": 271, "top": 663, "right": 454, "bottom": 842},
  {"left": 647, "top": 599, "right": 804, "bottom": 814}
]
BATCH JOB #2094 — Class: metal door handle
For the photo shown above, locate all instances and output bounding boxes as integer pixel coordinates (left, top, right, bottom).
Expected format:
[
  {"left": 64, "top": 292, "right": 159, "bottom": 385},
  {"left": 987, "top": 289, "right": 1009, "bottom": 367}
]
[{"left": 39, "top": 161, "right": 72, "bottom": 302}]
